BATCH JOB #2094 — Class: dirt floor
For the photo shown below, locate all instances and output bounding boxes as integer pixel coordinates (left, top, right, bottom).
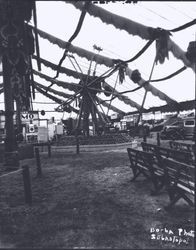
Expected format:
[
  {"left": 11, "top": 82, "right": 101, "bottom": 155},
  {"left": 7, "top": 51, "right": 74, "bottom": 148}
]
[{"left": 0, "top": 147, "right": 194, "bottom": 249}]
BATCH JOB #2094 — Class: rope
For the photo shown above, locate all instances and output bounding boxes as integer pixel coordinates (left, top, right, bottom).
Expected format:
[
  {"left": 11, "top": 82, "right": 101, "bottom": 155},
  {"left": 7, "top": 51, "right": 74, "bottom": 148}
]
[
  {"left": 169, "top": 18, "right": 196, "bottom": 33},
  {"left": 54, "top": 1, "right": 90, "bottom": 79},
  {"left": 136, "top": 53, "right": 157, "bottom": 126},
  {"left": 106, "top": 72, "right": 119, "bottom": 116},
  {"left": 0, "top": 169, "right": 22, "bottom": 179},
  {"left": 33, "top": 1, "right": 41, "bottom": 71},
  {"left": 101, "top": 81, "right": 149, "bottom": 103},
  {"left": 150, "top": 66, "right": 187, "bottom": 83}
]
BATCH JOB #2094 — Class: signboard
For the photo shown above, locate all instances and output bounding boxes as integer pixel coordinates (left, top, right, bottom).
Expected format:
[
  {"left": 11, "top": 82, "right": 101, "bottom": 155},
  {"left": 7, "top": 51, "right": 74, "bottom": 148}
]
[
  {"left": 37, "top": 126, "right": 48, "bottom": 142},
  {"left": 56, "top": 124, "right": 64, "bottom": 135},
  {"left": 21, "top": 112, "right": 39, "bottom": 122}
]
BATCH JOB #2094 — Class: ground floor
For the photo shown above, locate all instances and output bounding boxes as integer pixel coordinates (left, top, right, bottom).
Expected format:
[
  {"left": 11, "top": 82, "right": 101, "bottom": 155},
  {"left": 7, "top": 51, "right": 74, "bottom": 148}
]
[{"left": 0, "top": 147, "right": 194, "bottom": 249}]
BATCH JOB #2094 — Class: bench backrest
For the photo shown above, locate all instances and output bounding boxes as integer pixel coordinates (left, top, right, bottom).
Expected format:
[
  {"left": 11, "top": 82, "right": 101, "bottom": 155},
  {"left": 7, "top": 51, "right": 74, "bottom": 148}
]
[
  {"left": 169, "top": 140, "right": 194, "bottom": 152},
  {"left": 127, "top": 147, "right": 154, "bottom": 170},
  {"left": 141, "top": 142, "right": 193, "bottom": 164},
  {"left": 162, "top": 157, "right": 195, "bottom": 194}
]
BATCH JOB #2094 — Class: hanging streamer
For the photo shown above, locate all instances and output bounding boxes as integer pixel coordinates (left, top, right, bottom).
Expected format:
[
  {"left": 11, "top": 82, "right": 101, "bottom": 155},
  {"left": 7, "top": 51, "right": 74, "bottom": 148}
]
[
  {"left": 55, "top": 1, "right": 90, "bottom": 78},
  {"left": 34, "top": 84, "right": 79, "bottom": 114},
  {"left": 33, "top": 69, "right": 81, "bottom": 91},
  {"left": 31, "top": 29, "right": 180, "bottom": 104},
  {"left": 66, "top": 1, "right": 195, "bottom": 70}
]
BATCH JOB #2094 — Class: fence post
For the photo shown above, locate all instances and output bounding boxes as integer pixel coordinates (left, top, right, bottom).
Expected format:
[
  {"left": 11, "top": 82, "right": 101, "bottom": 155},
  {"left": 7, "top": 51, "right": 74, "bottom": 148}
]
[
  {"left": 22, "top": 165, "right": 32, "bottom": 205},
  {"left": 76, "top": 136, "right": 80, "bottom": 154},
  {"left": 157, "top": 132, "right": 160, "bottom": 146},
  {"left": 35, "top": 147, "right": 42, "bottom": 176},
  {"left": 48, "top": 143, "right": 51, "bottom": 158}
]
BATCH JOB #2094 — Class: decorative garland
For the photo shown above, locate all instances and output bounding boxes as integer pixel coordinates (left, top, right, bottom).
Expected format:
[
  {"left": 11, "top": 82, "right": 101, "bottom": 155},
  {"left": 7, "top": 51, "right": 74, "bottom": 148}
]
[
  {"left": 30, "top": 28, "right": 178, "bottom": 104},
  {"left": 66, "top": 1, "right": 195, "bottom": 70},
  {"left": 34, "top": 83, "right": 79, "bottom": 114},
  {"left": 32, "top": 57, "right": 142, "bottom": 109},
  {"left": 33, "top": 69, "right": 81, "bottom": 91},
  {"left": 97, "top": 96, "right": 125, "bottom": 114},
  {"left": 34, "top": 81, "right": 73, "bottom": 99},
  {"left": 32, "top": 55, "right": 86, "bottom": 80},
  {"left": 103, "top": 81, "right": 142, "bottom": 110},
  {"left": 125, "top": 67, "right": 177, "bottom": 104},
  {"left": 29, "top": 26, "right": 115, "bottom": 67}
]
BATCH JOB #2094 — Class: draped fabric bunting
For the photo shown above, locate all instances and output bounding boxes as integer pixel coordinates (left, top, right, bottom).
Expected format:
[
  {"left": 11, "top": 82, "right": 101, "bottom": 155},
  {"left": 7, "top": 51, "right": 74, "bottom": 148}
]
[
  {"left": 32, "top": 57, "right": 142, "bottom": 110},
  {"left": 33, "top": 56, "right": 86, "bottom": 80},
  {"left": 66, "top": 1, "right": 195, "bottom": 71},
  {"left": 33, "top": 69, "right": 81, "bottom": 91},
  {"left": 66, "top": 1, "right": 150, "bottom": 40},
  {"left": 30, "top": 26, "right": 113, "bottom": 67},
  {"left": 97, "top": 96, "right": 125, "bottom": 114},
  {"left": 125, "top": 68, "right": 176, "bottom": 105},
  {"left": 0, "top": 83, "right": 3, "bottom": 88},
  {"left": 0, "top": 88, "right": 3, "bottom": 94},
  {"left": 33, "top": 71, "right": 124, "bottom": 114},
  {"left": 103, "top": 81, "right": 142, "bottom": 110},
  {"left": 34, "top": 83, "right": 79, "bottom": 114},
  {"left": 34, "top": 81, "right": 73, "bottom": 99},
  {"left": 31, "top": 28, "right": 177, "bottom": 105}
]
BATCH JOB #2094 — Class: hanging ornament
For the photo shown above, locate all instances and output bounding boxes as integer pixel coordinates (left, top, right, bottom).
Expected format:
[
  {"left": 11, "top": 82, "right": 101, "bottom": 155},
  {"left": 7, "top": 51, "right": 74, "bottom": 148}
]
[
  {"left": 118, "top": 63, "right": 127, "bottom": 84},
  {"left": 104, "top": 86, "right": 112, "bottom": 97},
  {"left": 63, "top": 105, "right": 71, "bottom": 113},
  {"left": 40, "top": 110, "right": 45, "bottom": 116},
  {"left": 102, "top": 80, "right": 112, "bottom": 97},
  {"left": 186, "top": 41, "right": 196, "bottom": 63},
  {"left": 148, "top": 27, "right": 171, "bottom": 64},
  {"left": 131, "top": 70, "right": 141, "bottom": 83}
]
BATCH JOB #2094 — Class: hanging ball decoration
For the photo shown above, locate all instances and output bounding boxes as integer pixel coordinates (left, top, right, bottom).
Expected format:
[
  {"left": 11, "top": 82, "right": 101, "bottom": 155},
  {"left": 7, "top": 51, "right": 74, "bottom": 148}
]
[
  {"left": 40, "top": 110, "right": 45, "bottom": 116},
  {"left": 131, "top": 70, "right": 141, "bottom": 83},
  {"left": 104, "top": 86, "right": 112, "bottom": 97},
  {"left": 63, "top": 106, "right": 71, "bottom": 113},
  {"left": 186, "top": 41, "right": 196, "bottom": 63}
]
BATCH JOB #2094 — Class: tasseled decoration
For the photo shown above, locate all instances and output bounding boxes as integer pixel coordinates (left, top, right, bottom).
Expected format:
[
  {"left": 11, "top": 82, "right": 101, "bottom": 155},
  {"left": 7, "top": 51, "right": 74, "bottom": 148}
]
[
  {"left": 148, "top": 27, "right": 171, "bottom": 64},
  {"left": 118, "top": 63, "right": 127, "bottom": 84},
  {"left": 186, "top": 41, "right": 196, "bottom": 63}
]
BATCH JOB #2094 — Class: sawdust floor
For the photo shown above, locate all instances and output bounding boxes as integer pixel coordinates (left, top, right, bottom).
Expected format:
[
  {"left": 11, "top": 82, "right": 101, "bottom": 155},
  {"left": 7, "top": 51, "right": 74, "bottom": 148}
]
[{"left": 0, "top": 149, "right": 194, "bottom": 249}]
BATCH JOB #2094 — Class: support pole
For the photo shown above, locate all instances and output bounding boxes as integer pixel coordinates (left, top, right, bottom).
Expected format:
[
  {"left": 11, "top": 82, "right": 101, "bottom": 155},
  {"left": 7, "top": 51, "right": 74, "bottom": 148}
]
[
  {"left": 136, "top": 56, "right": 157, "bottom": 127},
  {"left": 2, "top": 56, "right": 19, "bottom": 170},
  {"left": 48, "top": 143, "right": 51, "bottom": 158},
  {"left": 157, "top": 132, "right": 161, "bottom": 147},
  {"left": 76, "top": 136, "right": 80, "bottom": 154},
  {"left": 22, "top": 165, "right": 32, "bottom": 205},
  {"left": 35, "top": 147, "right": 42, "bottom": 176}
]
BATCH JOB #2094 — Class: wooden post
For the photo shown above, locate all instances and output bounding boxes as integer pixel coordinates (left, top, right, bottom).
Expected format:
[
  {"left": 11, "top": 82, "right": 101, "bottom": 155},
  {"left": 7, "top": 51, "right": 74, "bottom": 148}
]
[
  {"left": 35, "top": 147, "right": 42, "bottom": 176},
  {"left": 143, "top": 134, "right": 147, "bottom": 143},
  {"left": 76, "top": 136, "right": 80, "bottom": 154},
  {"left": 2, "top": 56, "right": 19, "bottom": 170},
  {"left": 157, "top": 132, "right": 160, "bottom": 147},
  {"left": 22, "top": 165, "right": 32, "bottom": 205},
  {"left": 48, "top": 143, "right": 51, "bottom": 158}
]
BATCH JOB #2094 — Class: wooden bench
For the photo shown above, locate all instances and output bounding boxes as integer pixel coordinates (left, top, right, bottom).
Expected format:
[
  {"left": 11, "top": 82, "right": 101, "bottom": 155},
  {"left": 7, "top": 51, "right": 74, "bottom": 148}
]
[
  {"left": 127, "top": 148, "right": 165, "bottom": 194},
  {"left": 160, "top": 157, "right": 195, "bottom": 209},
  {"left": 169, "top": 140, "right": 194, "bottom": 152},
  {"left": 141, "top": 142, "right": 193, "bottom": 164},
  {"left": 169, "top": 140, "right": 195, "bottom": 164}
]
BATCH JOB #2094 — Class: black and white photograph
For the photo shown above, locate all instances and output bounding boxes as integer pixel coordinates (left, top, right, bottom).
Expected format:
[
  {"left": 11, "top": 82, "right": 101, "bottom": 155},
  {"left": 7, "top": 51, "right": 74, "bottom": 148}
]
[{"left": 0, "top": 0, "right": 195, "bottom": 249}]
